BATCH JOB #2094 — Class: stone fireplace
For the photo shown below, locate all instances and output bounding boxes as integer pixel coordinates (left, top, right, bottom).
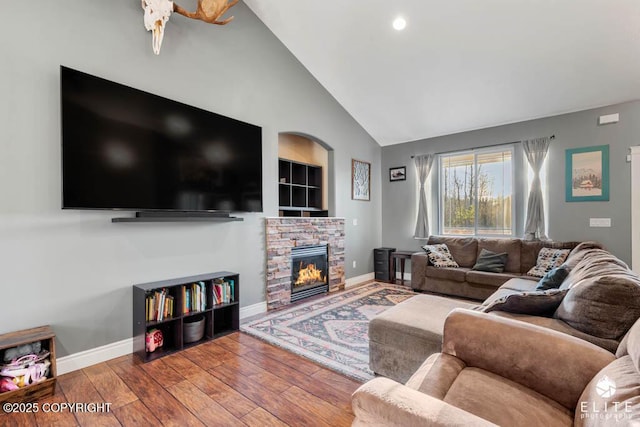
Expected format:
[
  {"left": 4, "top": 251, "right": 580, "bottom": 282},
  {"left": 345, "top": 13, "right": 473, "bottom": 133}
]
[{"left": 265, "top": 217, "right": 345, "bottom": 310}]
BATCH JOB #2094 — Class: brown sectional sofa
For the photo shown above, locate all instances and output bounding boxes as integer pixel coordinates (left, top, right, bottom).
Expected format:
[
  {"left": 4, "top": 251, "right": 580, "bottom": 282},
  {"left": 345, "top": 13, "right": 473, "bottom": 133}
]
[
  {"left": 355, "top": 309, "right": 640, "bottom": 426},
  {"left": 371, "top": 241, "right": 640, "bottom": 383},
  {"left": 411, "top": 235, "right": 581, "bottom": 300}
]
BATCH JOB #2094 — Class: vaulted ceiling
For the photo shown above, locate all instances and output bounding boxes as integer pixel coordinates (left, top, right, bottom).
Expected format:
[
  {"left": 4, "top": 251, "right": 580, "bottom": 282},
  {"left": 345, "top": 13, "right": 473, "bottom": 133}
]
[{"left": 244, "top": 0, "right": 640, "bottom": 146}]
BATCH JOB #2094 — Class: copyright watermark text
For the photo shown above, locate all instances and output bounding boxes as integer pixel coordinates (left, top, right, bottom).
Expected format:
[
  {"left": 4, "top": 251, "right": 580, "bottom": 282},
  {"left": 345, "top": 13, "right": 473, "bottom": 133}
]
[{"left": 2, "top": 402, "right": 112, "bottom": 414}]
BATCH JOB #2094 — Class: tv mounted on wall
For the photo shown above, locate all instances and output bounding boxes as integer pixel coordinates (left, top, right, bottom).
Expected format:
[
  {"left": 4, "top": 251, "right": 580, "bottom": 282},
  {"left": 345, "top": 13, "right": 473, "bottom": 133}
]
[{"left": 61, "top": 66, "right": 263, "bottom": 214}]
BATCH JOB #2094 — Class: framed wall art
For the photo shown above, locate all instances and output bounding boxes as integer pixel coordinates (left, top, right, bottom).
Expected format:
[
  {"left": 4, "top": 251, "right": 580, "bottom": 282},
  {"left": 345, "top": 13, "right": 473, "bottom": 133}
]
[
  {"left": 352, "top": 159, "right": 370, "bottom": 201},
  {"left": 389, "top": 166, "right": 406, "bottom": 182},
  {"left": 565, "top": 145, "right": 609, "bottom": 202}
]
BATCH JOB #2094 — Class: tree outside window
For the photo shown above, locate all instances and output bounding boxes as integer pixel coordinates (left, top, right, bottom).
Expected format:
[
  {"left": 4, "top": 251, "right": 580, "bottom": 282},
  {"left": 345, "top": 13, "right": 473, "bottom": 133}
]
[{"left": 440, "top": 148, "right": 513, "bottom": 236}]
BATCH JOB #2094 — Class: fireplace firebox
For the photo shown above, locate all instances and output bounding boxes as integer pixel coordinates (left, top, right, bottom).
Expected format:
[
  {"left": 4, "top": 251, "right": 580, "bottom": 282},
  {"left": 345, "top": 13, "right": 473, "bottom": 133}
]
[{"left": 290, "top": 244, "right": 329, "bottom": 302}]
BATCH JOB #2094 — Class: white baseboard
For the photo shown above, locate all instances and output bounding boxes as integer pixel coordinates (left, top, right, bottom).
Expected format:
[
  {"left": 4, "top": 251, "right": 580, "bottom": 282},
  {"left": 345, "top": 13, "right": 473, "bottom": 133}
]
[
  {"left": 57, "top": 302, "right": 266, "bottom": 375},
  {"left": 57, "top": 337, "right": 133, "bottom": 375},
  {"left": 240, "top": 301, "right": 267, "bottom": 319},
  {"left": 346, "top": 272, "right": 375, "bottom": 288}
]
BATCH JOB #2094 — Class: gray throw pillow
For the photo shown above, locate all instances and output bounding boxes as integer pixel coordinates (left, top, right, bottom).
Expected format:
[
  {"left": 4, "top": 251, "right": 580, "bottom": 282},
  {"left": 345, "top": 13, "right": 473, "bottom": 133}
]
[
  {"left": 535, "top": 266, "right": 570, "bottom": 290},
  {"left": 472, "top": 249, "right": 508, "bottom": 273},
  {"left": 480, "top": 289, "right": 568, "bottom": 315}
]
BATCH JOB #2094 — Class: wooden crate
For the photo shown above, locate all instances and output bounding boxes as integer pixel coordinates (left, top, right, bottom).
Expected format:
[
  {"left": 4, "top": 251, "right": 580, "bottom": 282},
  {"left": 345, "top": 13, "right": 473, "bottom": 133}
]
[{"left": 0, "top": 325, "right": 56, "bottom": 404}]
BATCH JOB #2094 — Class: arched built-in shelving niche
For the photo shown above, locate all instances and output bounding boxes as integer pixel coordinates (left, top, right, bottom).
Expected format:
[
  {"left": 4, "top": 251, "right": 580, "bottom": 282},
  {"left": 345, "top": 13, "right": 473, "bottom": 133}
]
[{"left": 278, "top": 132, "right": 335, "bottom": 217}]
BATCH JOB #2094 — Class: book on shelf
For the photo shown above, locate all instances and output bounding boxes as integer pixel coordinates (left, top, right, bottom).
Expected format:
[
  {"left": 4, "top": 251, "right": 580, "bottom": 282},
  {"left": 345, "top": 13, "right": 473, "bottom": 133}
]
[
  {"left": 213, "top": 278, "right": 235, "bottom": 305},
  {"left": 183, "top": 281, "right": 207, "bottom": 314},
  {"left": 146, "top": 288, "right": 174, "bottom": 322}
]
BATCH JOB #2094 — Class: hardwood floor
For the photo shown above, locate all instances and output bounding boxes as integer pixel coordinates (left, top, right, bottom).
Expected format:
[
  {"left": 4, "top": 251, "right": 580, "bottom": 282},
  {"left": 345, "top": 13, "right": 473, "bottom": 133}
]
[{"left": 0, "top": 333, "right": 362, "bottom": 426}]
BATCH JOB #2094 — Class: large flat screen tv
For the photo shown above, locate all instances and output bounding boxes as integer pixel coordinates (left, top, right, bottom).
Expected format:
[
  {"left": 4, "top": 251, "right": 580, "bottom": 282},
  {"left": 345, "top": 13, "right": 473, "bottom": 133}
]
[{"left": 61, "top": 66, "right": 262, "bottom": 213}]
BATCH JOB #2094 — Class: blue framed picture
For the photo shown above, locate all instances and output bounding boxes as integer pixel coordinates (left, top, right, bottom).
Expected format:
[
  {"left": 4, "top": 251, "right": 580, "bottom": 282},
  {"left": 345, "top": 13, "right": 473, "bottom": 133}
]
[{"left": 565, "top": 145, "right": 609, "bottom": 202}]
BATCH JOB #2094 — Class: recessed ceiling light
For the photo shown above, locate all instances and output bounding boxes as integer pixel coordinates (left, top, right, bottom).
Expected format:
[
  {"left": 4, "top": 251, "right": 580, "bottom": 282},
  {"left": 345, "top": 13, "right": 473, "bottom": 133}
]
[{"left": 393, "top": 17, "right": 406, "bottom": 31}]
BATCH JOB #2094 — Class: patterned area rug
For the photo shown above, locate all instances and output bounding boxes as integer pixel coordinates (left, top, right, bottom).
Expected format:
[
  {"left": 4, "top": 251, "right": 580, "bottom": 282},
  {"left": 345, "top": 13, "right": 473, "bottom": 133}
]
[{"left": 241, "top": 282, "right": 416, "bottom": 381}]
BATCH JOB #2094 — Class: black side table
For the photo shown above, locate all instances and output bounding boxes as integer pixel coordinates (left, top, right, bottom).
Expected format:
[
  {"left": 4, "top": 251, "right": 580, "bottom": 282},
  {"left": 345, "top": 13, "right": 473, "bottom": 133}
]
[{"left": 390, "top": 250, "right": 414, "bottom": 286}]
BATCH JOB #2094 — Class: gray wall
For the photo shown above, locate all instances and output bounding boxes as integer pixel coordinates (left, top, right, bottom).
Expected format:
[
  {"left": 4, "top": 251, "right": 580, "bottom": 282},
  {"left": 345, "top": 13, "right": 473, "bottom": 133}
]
[
  {"left": 382, "top": 101, "right": 640, "bottom": 265},
  {"left": 0, "top": 1, "right": 381, "bottom": 356}
]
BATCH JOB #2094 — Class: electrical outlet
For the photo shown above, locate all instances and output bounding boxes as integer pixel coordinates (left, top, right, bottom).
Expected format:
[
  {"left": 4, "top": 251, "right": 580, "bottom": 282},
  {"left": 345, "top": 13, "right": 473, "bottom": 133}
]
[
  {"left": 352, "top": 260, "right": 357, "bottom": 268},
  {"left": 589, "top": 218, "right": 611, "bottom": 227},
  {"left": 353, "top": 218, "right": 358, "bottom": 226}
]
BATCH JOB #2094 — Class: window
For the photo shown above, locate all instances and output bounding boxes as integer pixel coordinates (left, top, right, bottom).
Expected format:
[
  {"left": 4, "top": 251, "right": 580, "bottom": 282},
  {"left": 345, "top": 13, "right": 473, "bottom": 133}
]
[{"left": 439, "top": 146, "right": 514, "bottom": 236}]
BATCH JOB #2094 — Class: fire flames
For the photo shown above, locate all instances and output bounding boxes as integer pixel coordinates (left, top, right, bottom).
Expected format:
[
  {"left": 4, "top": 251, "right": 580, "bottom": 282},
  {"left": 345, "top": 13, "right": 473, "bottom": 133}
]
[{"left": 294, "top": 262, "right": 326, "bottom": 287}]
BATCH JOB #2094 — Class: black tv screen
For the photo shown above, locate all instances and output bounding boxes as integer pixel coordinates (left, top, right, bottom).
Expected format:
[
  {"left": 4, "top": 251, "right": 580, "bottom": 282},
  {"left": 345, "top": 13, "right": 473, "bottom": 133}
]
[{"left": 61, "top": 66, "right": 262, "bottom": 213}]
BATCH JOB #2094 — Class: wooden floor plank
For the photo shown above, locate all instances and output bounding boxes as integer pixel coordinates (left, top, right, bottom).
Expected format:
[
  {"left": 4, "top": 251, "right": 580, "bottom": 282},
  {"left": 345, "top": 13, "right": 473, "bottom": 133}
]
[
  {"left": 243, "top": 350, "right": 355, "bottom": 412},
  {"left": 253, "top": 341, "right": 323, "bottom": 376},
  {"left": 83, "top": 362, "right": 138, "bottom": 409},
  {"left": 167, "top": 380, "right": 244, "bottom": 427},
  {"left": 23, "top": 331, "right": 358, "bottom": 426},
  {"left": 57, "top": 371, "right": 121, "bottom": 427},
  {"left": 112, "top": 400, "right": 161, "bottom": 427},
  {"left": 109, "top": 361, "right": 204, "bottom": 427},
  {"left": 241, "top": 407, "right": 289, "bottom": 427},
  {"left": 311, "top": 366, "right": 363, "bottom": 394},
  {"left": 105, "top": 354, "right": 141, "bottom": 368},
  {"left": 215, "top": 358, "right": 292, "bottom": 395},
  {"left": 33, "top": 383, "right": 78, "bottom": 427},
  {"left": 214, "top": 335, "right": 255, "bottom": 356},
  {"left": 211, "top": 363, "right": 332, "bottom": 427},
  {"left": 139, "top": 358, "right": 185, "bottom": 388},
  {"left": 161, "top": 353, "right": 201, "bottom": 374},
  {"left": 185, "top": 369, "right": 257, "bottom": 418},
  {"left": 0, "top": 410, "right": 37, "bottom": 427},
  {"left": 180, "top": 343, "right": 229, "bottom": 371},
  {"left": 283, "top": 386, "right": 354, "bottom": 427}
]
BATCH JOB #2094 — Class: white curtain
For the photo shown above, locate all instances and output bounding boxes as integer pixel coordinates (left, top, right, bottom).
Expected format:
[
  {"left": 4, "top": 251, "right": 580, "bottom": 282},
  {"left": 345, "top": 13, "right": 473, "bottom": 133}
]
[
  {"left": 414, "top": 154, "right": 435, "bottom": 239},
  {"left": 523, "top": 137, "right": 551, "bottom": 240}
]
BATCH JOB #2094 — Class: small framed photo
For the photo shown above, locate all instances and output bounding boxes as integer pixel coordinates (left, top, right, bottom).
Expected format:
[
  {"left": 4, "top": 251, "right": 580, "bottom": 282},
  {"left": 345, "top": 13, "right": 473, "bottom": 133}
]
[
  {"left": 352, "top": 159, "right": 371, "bottom": 201},
  {"left": 389, "top": 166, "right": 406, "bottom": 182},
  {"left": 565, "top": 145, "right": 609, "bottom": 202}
]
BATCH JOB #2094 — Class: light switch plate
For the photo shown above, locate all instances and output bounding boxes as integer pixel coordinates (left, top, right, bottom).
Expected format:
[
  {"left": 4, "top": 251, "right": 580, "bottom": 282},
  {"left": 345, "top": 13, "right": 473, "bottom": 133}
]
[
  {"left": 598, "top": 113, "right": 619, "bottom": 125},
  {"left": 589, "top": 218, "right": 611, "bottom": 227}
]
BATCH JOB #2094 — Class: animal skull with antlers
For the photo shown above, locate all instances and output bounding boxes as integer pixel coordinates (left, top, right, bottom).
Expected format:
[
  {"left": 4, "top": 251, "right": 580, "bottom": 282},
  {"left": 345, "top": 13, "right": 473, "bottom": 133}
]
[{"left": 142, "top": 0, "right": 239, "bottom": 55}]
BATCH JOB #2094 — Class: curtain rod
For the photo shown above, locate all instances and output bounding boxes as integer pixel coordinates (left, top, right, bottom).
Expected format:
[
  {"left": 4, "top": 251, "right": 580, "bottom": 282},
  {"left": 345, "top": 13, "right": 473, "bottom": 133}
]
[{"left": 410, "top": 134, "right": 555, "bottom": 158}]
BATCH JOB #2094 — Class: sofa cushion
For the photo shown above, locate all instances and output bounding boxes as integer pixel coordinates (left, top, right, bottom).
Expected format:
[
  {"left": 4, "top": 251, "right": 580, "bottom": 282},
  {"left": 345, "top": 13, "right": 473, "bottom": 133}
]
[
  {"left": 561, "top": 248, "right": 631, "bottom": 290},
  {"left": 422, "top": 243, "right": 460, "bottom": 268},
  {"left": 482, "top": 279, "right": 539, "bottom": 307},
  {"left": 499, "top": 277, "right": 540, "bottom": 292},
  {"left": 562, "top": 241, "right": 606, "bottom": 270},
  {"left": 476, "top": 238, "right": 521, "bottom": 273},
  {"left": 629, "top": 317, "right": 640, "bottom": 372},
  {"left": 480, "top": 289, "right": 567, "bottom": 316},
  {"left": 427, "top": 236, "right": 478, "bottom": 268},
  {"left": 527, "top": 248, "right": 570, "bottom": 278},
  {"left": 491, "top": 312, "right": 620, "bottom": 354},
  {"left": 575, "top": 356, "right": 640, "bottom": 427},
  {"left": 406, "top": 353, "right": 466, "bottom": 399},
  {"left": 535, "top": 266, "right": 570, "bottom": 291},
  {"left": 443, "top": 368, "right": 574, "bottom": 427},
  {"left": 426, "top": 266, "right": 469, "bottom": 282},
  {"left": 555, "top": 274, "right": 640, "bottom": 340},
  {"left": 472, "top": 249, "right": 508, "bottom": 273},
  {"left": 466, "top": 270, "right": 520, "bottom": 288}
]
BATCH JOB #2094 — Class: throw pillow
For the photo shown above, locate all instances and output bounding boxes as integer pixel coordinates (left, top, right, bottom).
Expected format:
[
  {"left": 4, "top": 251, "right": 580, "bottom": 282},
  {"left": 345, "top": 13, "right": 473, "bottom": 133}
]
[
  {"left": 527, "top": 248, "right": 570, "bottom": 278},
  {"left": 421, "top": 244, "right": 459, "bottom": 268},
  {"left": 480, "top": 289, "right": 568, "bottom": 315},
  {"left": 554, "top": 274, "right": 640, "bottom": 340},
  {"left": 472, "top": 249, "right": 508, "bottom": 273},
  {"left": 535, "top": 265, "right": 570, "bottom": 291}
]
